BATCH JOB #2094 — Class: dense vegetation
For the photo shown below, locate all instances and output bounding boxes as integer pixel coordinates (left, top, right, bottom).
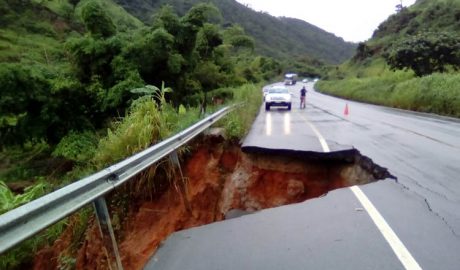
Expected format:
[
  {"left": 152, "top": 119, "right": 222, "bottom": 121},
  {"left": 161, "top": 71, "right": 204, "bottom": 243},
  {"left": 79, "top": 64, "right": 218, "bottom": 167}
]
[
  {"left": 0, "top": 0, "right": 282, "bottom": 146},
  {"left": 317, "top": 0, "right": 460, "bottom": 118},
  {"left": 0, "top": 0, "right": 283, "bottom": 182},
  {"left": 0, "top": 81, "right": 263, "bottom": 270},
  {"left": 3, "top": 0, "right": 458, "bottom": 268},
  {"left": 113, "top": 0, "right": 357, "bottom": 64},
  {"left": 0, "top": 0, "right": 283, "bottom": 268}
]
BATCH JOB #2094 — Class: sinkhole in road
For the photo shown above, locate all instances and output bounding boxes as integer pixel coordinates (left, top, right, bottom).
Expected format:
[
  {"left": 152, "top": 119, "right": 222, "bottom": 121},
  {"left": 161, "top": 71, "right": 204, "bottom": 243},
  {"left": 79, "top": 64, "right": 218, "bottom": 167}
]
[{"left": 109, "top": 134, "right": 395, "bottom": 270}]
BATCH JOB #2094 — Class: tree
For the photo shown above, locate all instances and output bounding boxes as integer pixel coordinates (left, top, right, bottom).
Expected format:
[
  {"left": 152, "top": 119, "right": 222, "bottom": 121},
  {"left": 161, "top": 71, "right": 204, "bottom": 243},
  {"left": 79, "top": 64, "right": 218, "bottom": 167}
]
[
  {"left": 132, "top": 28, "right": 176, "bottom": 83},
  {"left": 352, "top": 42, "right": 372, "bottom": 61},
  {"left": 193, "top": 61, "right": 226, "bottom": 113},
  {"left": 65, "top": 35, "right": 123, "bottom": 85},
  {"left": 195, "top": 23, "right": 223, "bottom": 59},
  {"left": 176, "top": 3, "right": 220, "bottom": 60},
  {"left": 384, "top": 32, "right": 460, "bottom": 76},
  {"left": 395, "top": 0, "right": 403, "bottom": 12},
  {"left": 69, "top": 0, "right": 80, "bottom": 9},
  {"left": 181, "top": 3, "right": 221, "bottom": 30},
  {"left": 0, "top": 64, "right": 49, "bottom": 144},
  {"left": 81, "top": 0, "right": 116, "bottom": 38},
  {"left": 223, "top": 25, "right": 255, "bottom": 51},
  {"left": 152, "top": 5, "right": 180, "bottom": 36},
  {"left": 0, "top": 64, "right": 95, "bottom": 144}
]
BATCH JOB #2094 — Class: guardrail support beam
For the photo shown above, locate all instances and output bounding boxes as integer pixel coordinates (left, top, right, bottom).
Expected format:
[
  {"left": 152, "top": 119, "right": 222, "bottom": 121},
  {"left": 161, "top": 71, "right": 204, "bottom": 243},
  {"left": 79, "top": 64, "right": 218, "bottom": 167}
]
[{"left": 93, "top": 197, "right": 124, "bottom": 270}]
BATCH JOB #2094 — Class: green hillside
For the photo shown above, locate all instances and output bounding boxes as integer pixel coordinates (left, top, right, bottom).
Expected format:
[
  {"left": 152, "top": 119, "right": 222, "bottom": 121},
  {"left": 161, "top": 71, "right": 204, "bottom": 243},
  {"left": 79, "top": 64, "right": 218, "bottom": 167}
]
[
  {"left": 1, "top": 1, "right": 282, "bottom": 268},
  {"left": 317, "top": 0, "right": 460, "bottom": 117},
  {"left": 0, "top": 0, "right": 142, "bottom": 65},
  {"left": 0, "top": 0, "right": 356, "bottom": 153},
  {"left": 113, "top": 0, "right": 356, "bottom": 64}
]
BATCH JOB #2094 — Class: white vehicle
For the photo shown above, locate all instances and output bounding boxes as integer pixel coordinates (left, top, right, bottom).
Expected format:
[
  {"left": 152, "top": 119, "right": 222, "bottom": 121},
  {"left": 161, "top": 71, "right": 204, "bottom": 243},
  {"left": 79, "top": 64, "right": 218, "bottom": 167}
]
[
  {"left": 262, "top": 87, "right": 269, "bottom": 99},
  {"left": 284, "top": 73, "right": 298, "bottom": 85},
  {"left": 265, "top": 86, "right": 292, "bottom": 111}
]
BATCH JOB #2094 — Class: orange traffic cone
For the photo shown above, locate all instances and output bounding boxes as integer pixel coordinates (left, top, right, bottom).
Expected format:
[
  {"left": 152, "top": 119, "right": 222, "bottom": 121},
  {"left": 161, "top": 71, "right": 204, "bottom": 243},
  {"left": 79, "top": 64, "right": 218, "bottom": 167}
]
[{"left": 344, "top": 103, "right": 349, "bottom": 116}]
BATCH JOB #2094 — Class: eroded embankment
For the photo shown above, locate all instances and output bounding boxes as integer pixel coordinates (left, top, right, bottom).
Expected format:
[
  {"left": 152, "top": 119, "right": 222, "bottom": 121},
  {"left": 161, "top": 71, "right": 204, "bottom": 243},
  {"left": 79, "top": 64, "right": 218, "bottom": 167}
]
[{"left": 34, "top": 134, "right": 392, "bottom": 270}]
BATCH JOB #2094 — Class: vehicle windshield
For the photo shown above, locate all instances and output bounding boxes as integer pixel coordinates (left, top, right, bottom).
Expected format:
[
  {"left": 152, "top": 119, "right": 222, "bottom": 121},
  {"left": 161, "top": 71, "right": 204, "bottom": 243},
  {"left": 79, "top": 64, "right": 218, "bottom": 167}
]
[{"left": 268, "top": 87, "right": 289, "bottom": 94}]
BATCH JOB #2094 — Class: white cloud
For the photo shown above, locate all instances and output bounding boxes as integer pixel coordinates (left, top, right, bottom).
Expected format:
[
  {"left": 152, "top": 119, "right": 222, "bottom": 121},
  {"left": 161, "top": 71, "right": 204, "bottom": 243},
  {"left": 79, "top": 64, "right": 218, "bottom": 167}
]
[{"left": 236, "top": 0, "right": 417, "bottom": 42}]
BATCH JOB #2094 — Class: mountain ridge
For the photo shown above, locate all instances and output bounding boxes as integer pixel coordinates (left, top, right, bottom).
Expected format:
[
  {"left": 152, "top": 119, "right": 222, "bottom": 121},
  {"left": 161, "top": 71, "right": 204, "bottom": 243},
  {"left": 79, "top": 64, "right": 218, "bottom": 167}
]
[
  {"left": 317, "top": 0, "right": 460, "bottom": 118},
  {"left": 113, "top": 0, "right": 356, "bottom": 64}
]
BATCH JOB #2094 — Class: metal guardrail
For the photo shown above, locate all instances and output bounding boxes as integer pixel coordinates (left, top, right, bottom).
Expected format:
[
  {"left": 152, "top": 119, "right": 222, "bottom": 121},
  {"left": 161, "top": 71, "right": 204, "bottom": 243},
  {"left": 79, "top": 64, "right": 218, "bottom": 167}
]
[{"left": 0, "top": 104, "right": 238, "bottom": 266}]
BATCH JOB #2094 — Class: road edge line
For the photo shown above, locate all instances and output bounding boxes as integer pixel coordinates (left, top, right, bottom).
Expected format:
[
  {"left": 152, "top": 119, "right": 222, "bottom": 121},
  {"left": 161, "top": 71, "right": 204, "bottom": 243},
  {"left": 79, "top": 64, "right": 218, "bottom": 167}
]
[
  {"left": 298, "top": 113, "right": 330, "bottom": 152},
  {"left": 300, "top": 113, "right": 422, "bottom": 270},
  {"left": 350, "top": 186, "right": 422, "bottom": 270}
]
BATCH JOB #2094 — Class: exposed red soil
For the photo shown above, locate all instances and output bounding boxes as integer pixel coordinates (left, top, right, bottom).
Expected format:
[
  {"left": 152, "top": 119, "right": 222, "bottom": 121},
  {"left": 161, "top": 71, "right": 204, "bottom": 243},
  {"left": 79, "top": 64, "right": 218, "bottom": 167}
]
[
  {"left": 34, "top": 135, "right": 377, "bottom": 270},
  {"left": 33, "top": 215, "right": 86, "bottom": 270},
  {"left": 219, "top": 154, "right": 358, "bottom": 212}
]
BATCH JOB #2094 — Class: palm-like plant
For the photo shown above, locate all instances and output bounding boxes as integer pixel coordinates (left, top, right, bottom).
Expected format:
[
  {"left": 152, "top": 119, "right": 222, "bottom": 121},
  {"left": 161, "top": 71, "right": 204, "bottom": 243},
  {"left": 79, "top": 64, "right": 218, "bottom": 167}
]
[{"left": 130, "top": 81, "right": 173, "bottom": 108}]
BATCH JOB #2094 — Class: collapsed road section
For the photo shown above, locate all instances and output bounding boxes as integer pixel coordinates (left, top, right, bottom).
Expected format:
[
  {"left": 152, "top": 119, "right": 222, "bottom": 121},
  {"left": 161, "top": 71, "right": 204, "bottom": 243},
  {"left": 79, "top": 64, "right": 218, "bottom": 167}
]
[
  {"left": 34, "top": 133, "right": 394, "bottom": 270},
  {"left": 124, "top": 134, "right": 393, "bottom": 269},
  {"left": 222, "top": 144, "right": 393, "bottom": 216}
]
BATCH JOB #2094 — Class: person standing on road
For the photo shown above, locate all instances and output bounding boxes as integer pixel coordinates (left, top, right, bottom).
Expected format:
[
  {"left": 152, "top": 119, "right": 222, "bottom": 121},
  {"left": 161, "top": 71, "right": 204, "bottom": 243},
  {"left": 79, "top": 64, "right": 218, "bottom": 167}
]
[{"left": 300, "top": 86, "right": 307, "bottom": 109}]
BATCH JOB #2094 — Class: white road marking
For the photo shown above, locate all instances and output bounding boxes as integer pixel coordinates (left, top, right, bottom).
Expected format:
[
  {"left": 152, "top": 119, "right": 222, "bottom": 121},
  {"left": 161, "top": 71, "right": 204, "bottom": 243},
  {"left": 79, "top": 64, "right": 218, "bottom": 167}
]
[
  {"left": 300, "top": 112, "right": 422, "bottom": 270},
  {"left": 350, "top": 186, "right": 422, "bottom": 270},
  {"left": 265, "top": 112, "right": 272, "bottom": 136},
  {"left": 284, "top": 113, "right": 291, "bottom": 135},
  {"left": 298, "top": 114, "right": 330, "bottom": 152}
]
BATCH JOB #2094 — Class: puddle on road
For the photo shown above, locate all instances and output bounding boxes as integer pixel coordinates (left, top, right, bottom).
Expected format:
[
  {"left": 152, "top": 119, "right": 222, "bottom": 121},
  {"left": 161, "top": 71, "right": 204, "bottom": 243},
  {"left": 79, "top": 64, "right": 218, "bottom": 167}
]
[{"left": 59, "top": 134, "right": 394, "bottom": 270}]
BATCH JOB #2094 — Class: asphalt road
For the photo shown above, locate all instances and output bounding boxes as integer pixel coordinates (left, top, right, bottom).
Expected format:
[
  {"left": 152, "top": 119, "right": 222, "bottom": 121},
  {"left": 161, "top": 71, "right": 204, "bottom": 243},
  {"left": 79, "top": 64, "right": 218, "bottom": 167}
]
[{"left": 145, "top": 82, "right": 460, "bottom": 269}]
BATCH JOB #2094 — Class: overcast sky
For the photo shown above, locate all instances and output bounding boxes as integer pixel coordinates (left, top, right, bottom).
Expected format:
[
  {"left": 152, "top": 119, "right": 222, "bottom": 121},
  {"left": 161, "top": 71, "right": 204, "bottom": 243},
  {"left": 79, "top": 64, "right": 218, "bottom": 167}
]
[{"left": 235, "top": 0, "right": 417, "bottom": 42}]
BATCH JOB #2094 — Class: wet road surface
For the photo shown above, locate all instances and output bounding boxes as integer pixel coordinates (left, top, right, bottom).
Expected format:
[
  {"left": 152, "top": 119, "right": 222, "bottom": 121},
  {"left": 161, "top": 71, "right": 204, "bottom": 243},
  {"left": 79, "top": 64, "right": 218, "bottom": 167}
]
[{"left": 145, "top": 82, "right": 460, "bottom": 269}]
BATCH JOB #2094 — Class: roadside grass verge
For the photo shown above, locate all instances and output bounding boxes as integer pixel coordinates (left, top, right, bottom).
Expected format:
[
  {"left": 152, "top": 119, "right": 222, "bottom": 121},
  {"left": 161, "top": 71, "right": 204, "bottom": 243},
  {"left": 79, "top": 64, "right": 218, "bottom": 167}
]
[
  {"left": 219, "top": 83, "right": 263, "bottom": 139},
  {"left": 317, "top": 72, "right": 460, "bottom": 118}
]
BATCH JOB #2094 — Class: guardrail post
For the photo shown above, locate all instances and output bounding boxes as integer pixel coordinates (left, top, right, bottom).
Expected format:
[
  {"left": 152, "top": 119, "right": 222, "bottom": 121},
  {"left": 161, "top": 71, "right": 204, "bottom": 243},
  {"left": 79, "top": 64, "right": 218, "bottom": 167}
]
[
  {"left": 169, "top": 151, "right": 192, "bottom": 213},
  {"left": 93, "top": 197, "right": 124, "bottom": 270}
]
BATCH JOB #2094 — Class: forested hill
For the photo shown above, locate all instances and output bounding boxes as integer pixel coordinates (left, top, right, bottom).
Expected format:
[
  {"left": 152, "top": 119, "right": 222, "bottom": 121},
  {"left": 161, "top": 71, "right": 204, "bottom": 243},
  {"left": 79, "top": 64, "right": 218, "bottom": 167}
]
[
  {"left": 113, "top": 0, "right": 356, "bottom": 64},
  {"left": 354, "top": 0, "right": 460, "bottom": 63},
  {"left": 375, "top": 0, "right": 460, "bottom": 38},
  {"left": 317, "top": 0, "right": 460, "bottom": 118}
]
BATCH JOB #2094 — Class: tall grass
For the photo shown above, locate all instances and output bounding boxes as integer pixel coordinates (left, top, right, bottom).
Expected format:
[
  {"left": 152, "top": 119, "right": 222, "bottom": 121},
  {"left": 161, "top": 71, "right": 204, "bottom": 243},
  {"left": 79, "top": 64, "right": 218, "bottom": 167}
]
[
  {"left": 0, "top": 83, "right": 261, "bottom": 268},
  {"left": 0, "top": 180, "right": 63, "bottom": 270},
  {"left": 93, "top": 96, "right": 201, "bottom": 167},
  {"left": 216, "top": 83, "right": 263, "bottom": 139},
  {"left": 0, "top": 181, "right": 50, "bottom": 214},
  {"left": 0, "top": 29, "right": 64, "bottom": 67},
  {"left": 317, "top": 72, "right": 460, "bottom": 118},
  {"left": 94, "top": 96, "right": 167, "bottom": 166},
  {"left": 390, "top": 73, "right": 460, "bottom": 116}
]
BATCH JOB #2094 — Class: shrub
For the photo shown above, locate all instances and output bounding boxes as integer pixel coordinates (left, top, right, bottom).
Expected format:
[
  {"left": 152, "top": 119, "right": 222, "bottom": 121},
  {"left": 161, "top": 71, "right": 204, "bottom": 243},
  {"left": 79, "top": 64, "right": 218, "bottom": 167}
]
[
  {"left": 384, "top": 32, "right": 460, "bottom": 76},
  {"left": 0, "top": 180, "right": 50, "bottom": 214},
  {"left": 52, "top": 131, "right": 98, "bottom": 163},
  {"left": 220, "top": 83, "right": 262, "bottom": 139}
]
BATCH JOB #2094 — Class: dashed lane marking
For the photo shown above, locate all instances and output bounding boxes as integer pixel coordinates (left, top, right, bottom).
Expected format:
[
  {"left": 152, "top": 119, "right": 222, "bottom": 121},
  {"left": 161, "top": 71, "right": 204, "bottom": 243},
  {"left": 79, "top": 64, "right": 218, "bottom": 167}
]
[{"left": 298, "top": 111, "right": 422, "bottom": 270}]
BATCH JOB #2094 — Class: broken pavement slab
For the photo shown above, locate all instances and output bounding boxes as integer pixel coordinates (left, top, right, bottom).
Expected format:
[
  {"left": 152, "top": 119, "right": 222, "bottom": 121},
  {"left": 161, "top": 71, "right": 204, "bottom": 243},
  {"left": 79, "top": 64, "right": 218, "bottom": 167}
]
[
  {"left": 144, "top": 182, "right": 401, "bottom": 270},
  {"left": 144, "top": 181, "right": 460, "bottom": 270}
]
